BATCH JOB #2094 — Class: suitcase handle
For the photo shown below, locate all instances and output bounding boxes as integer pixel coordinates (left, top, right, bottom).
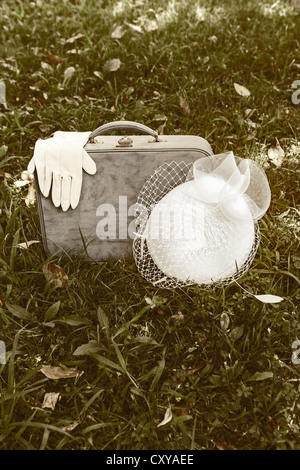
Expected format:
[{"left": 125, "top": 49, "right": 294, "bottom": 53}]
[{"left": 88, "top": 120, "right": 159, "bottom": 142}]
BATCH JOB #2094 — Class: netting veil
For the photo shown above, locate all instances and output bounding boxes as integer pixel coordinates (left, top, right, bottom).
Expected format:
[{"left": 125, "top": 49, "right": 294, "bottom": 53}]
[{"left": 133, "top": 151, "right": 271, "bottom": 289}]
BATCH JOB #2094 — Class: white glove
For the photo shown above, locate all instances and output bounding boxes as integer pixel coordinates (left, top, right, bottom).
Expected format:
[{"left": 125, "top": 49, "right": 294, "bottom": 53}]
[{"left": 28, "top": 131, "right": 96, "bottom": 211}]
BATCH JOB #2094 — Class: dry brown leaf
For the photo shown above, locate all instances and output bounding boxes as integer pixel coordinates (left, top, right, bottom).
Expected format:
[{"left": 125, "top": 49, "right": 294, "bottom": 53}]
[
  {"left": 47, "top": 54, "right": 65, "bottom": 64},
  {"left": 268, "top": 141, "right": 285, "bottom": 167},
  {"left": 0, "top": 170, "right": 12, "bottom": 181},
  {"left": 41, "top": 365, "right": 81, "bottom": 380},
  {"left": 186, "top": 362, "right": 213, "bottom": 376},
  {"left": 42, "top": 392, "right": 61, "bottom": 410},
  {"left": 176, "top": 400, "right": 194, "bottom": 417},
  {"left": 43, "top": 263, "right": 69, "bottom": 288},
  {"left": 179, "top": 96, "right": 190, "bottom": 115},
  {"left": 157, "top": 405, "right": 172, "bottom": 428},
  {"left": 39, "top": 123, "right": 52, "bottom": 133},
  {"left": 157, "top": 122, "right": 167, "bottom": 135},
  {"left": 174, "top": 311, "right": 185, "bottom": 323},
  {"left": 61, "top": 421, "right": 80, "bottom": 432},
  {"left": 214, "top": 440, "right": 229, "bottom": 450},
  {"left": 234, "top": 83, "right": 251, "bottom": 97}
]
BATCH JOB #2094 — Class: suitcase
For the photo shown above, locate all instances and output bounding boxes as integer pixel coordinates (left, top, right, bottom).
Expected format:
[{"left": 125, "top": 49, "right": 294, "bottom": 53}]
[{"left": 35, "top": 121, "right": 213, "bottom": 260}]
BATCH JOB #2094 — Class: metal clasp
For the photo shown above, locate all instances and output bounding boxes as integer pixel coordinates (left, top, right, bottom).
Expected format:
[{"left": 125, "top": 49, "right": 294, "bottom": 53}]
[{"left": 116, "top": 136, "right": 133, "bottom": 147}]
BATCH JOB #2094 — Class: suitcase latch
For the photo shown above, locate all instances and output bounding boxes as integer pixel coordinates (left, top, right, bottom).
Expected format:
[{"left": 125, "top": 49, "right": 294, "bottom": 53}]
[{"left": 116, "top": 136, "right": 133, "bottom": 147}]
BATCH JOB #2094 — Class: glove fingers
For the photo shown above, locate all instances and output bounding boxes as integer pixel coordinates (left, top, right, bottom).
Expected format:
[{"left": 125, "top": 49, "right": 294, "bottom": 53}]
[
  {"left": 33, "top": 139, "right": 47, "bottom": 194},
  {"left": 52, "top": 174, "right": 62, "bottom": 208},
  {"left": 27, "top": 157, "right": 35, "bottom": 174},
  {"left": 82, "top": 150, "right": 97, "bottom": 175},
  {"left": 43, "top": 170, "right": 53, "bottom": 198},
  {"left": 70, "top": 177, "right": 82, "bottom": 210},
  {"left": 61, "top": 176, "right": 71, "bottom": 212}
]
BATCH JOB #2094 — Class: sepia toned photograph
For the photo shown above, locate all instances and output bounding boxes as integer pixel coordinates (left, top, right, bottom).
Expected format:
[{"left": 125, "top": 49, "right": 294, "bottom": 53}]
[{"left": 0, "top": 0, "right": 299, "bottom": 454}]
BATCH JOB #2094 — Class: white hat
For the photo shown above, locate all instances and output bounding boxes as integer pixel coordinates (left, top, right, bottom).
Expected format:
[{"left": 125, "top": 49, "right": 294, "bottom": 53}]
[{"left": 133, "top": 152, "right": 270, "bottom": 289}]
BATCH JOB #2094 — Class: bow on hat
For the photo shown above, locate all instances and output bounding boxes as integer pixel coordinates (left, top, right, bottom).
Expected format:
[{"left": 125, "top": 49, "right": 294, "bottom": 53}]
[{"left": 186, "top": 151, "right": 271, "bottom": 223}]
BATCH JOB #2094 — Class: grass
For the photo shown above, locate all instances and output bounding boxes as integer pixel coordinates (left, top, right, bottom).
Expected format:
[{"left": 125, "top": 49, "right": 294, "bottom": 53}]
[{"left": 0, "top": 0, "right": 300, "bottom": 450}]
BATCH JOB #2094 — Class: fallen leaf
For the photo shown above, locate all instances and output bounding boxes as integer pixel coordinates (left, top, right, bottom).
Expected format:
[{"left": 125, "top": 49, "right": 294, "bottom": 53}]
[
  {"left": 103, "top": 58, "right": 121, "bottom": 73},
  {"left": 143, "top": 19, "right": 158, "bottom": 32},
  {"left": 208, "top": 35, "right": 217, "bottom": 43},
  {"left": 17, "top": 240, "right": 40, "bottom": 249},
  {"left": 179, "top": 96, "right": 190, "bottom": 115},
  {"left": 249, "top": 371, "right": 273, "bottom": 381},
  {"left": 245, "top": 118, "right": 257, "bottom": 129},
  {"left": 73, "top": 341, "right": 102, "bottom": 356},
  {"left": 93, "top": 71, "right": 103, "bottom": 79},
  {"left": 43, "top": 263, "right": 69, "bottom": 288},
  {"left": 0, "top": 170, "right": 11, "bottom": 181},
  {"left": 0, "top": 79, "right": 7, "bottom": 108},
  {"left": 39, "top": 123, "right": 52, "bottom": 133},
  {"left": 41, "top": 61, "right": 54, "bottom": 73},
  {"left": 174, "top": 311, "right": 185, "bottom": 323},
  {"left": 244, "top": 108, "right": 253, "bottom": 118},
  {"left": 32, "top": 79, "right": 46, "bottom": 90},
  {"left": 157, "top": 122, "right": 167, "bottom": 135},
  {"left": 176, "top": 400, "right": 194, "bottom": 416},
  {"left": 234, "top": 83, "right": 251, "bottom": 97},
  {"left": 230, "top": 325, "right": 244, "bottom": 341},
  {"left": 111, "top": 25, "right": 127, "bottom": 39},
  {"left": 186, "top": 362, "right": 207, "bottom": 376},
  {"left": 254, "top": 294, "right": 284, "bottom": 304},
  {"left": 42, "top": 392, "right": 61, "bottom": 410},
  {"left": 21, "top": 170, "right": 34, "bottom": 181},
  {"left": 0, "top": 145, "right": 8, "bottom": 158},
  {"left": 214, "top": 440, "right": 229, "bottom": 450},
  {"left": 157, "top": 405, "right": 172, "bottom": 428},
  {"left": 268, "top": 141, "right": 285, "bottom": 167},
  {"left": 220, "top": 312, "right": 230, "bottom": 331},
  {"left": 64, "top": 66, "right": 76, "bottom": 81},
  {"left": 14, "top": 180, "right": 30, "bottom": 188},
  {"left": 126, "top": 22, "right": 142, "bottom": 33},
  {"left": 41, "top": 365, "right": 81, "bottom": 380},
  {"left": 65, "top": 33, "right": 85, "bottom": 44},
  {"left": 47, "top": 54, "right": 65, "bottom": 64},
  {"left": 61, "top": 421, "right": 79, "bottom": 432},
  {"left": 25, "top": 182, "right": 36, "bottom": 206}
]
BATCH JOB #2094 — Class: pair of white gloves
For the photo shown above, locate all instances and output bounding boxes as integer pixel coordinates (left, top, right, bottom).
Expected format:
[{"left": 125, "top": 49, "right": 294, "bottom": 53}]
[{"left": 28, "top": 131, "right": 96, "bottom": 211}]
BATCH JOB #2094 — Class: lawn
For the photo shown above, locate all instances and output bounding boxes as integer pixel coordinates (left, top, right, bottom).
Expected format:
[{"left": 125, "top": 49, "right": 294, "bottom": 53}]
[{"left": 0, "top": 0, "right": 299, "bottom": 451}]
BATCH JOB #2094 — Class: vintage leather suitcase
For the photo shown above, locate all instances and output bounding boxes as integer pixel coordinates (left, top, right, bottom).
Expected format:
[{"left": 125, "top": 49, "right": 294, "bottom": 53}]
[{"left": 35, "top": 121, "right": 213, "bottom": 260}]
